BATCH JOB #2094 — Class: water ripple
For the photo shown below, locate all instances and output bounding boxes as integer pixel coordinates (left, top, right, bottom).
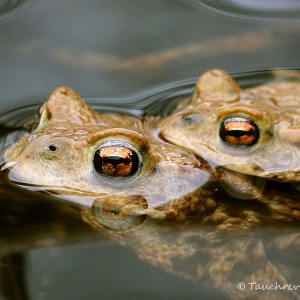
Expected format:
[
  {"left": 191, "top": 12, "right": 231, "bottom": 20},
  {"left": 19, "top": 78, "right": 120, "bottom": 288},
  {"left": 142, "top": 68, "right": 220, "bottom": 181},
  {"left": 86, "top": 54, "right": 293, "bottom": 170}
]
[
  {"left": 0, "top": 0, "right": 29, "bottom": 21},
  {"left": 196, "top": 0, "right": 300, "bottom": 22}
]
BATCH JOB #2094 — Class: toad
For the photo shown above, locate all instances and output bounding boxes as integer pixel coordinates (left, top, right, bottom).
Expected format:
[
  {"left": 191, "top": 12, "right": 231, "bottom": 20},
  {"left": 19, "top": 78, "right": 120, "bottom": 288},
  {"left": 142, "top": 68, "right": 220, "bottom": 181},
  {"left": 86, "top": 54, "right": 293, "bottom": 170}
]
[
  {"left": 1, "top": 87, "right": 217, "bottom": 229},
  {"left": 160, "top": 69, "right": 300, "bottom": 198}
]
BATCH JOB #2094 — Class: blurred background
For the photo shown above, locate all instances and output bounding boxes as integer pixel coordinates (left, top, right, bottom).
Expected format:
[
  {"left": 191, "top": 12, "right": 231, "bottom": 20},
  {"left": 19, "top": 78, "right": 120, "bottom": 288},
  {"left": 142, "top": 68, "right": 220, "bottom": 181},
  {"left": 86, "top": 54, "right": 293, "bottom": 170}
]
[{"left": 1, "top": 0, "right": 300, "bottom": 108}]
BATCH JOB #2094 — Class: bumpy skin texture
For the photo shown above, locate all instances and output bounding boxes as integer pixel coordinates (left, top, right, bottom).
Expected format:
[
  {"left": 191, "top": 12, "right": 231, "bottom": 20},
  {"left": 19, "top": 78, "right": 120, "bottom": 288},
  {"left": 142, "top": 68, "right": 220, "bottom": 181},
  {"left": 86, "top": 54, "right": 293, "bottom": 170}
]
[
  {"left": 80, "top": 72, "right": 300, "bottom": 299},
  {"left": 3, "top": 87, "right": 215, "bottom": 221},
  {"left": 3, "top": 84, "right": 300, "bottom": 299},
  {"left": 160, "top": 69, "right": 300, "bottom": 183}
]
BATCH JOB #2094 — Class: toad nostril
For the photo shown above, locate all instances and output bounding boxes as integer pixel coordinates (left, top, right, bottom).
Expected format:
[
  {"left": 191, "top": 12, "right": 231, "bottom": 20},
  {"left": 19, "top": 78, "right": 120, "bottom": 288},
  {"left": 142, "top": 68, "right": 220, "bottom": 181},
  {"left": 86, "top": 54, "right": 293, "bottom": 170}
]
[
  {"left": 182, "top": 115, "right": 194, "bottom": 125},
  {"left": 48, "top": 144, "right": 57, "bottom": 152}
]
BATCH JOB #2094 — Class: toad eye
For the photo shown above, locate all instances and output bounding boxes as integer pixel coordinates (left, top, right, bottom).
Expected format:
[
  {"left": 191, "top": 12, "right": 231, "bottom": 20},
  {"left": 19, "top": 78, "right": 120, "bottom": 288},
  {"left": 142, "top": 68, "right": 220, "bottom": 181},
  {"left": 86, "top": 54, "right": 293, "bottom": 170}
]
[
  {"left": 219, "top": 116, "right": 259, "bottom": 147},
  {"left": 93, "top": 141, "right": 141, "bottom": 178}
]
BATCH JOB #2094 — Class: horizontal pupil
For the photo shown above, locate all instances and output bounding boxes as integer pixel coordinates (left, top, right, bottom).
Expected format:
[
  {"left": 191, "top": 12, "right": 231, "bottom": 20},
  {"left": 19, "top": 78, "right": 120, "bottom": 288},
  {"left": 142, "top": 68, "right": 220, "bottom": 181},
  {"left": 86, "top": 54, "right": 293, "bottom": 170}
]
[
  {"left": 101, "top": 156, "right": 131, "bottom": 166},
  {"left": 93, "top": 145, "right": 140, "bottom": 178},
  {"left": 220, "top": 116, "right": 259, "bottom": 147},
  {"left": 226, "top": 129, "right": 254, "bottom": 138}
]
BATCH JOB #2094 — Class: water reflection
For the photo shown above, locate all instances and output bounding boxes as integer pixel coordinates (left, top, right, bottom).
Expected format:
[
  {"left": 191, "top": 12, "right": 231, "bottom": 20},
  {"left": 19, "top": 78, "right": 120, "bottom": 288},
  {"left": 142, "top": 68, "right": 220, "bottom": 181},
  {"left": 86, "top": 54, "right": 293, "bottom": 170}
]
[
  {"left": 90, "top": 196, "right": 148, "bottom": 232},
  {"left": 83, "top": 200, "right": 300, "bottom": 299},
  {"left": 1, "top": 177, "right": 300, "bottom": 298}
]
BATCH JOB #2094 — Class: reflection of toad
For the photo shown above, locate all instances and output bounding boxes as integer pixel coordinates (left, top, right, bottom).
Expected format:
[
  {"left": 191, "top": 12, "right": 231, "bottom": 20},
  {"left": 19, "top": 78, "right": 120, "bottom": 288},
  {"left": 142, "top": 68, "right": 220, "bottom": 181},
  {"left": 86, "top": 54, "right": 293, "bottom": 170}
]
[
  {"left": 160, "top": 69, "right": 300, "bottom": 197},
  {"left": 82, "top": 184, "right": 300, "bottom": 299}
]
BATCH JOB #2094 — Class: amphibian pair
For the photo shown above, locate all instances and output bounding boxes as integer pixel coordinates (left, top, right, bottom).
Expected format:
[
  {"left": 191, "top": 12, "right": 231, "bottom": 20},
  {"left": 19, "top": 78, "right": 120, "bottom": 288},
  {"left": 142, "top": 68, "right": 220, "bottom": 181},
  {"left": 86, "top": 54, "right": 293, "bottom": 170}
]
[
  {"left": 3, "top": 69, "right": 300, "bottom": 221},
  {"left": 2, "top": 69, "right": 300, "bottom": 299}
]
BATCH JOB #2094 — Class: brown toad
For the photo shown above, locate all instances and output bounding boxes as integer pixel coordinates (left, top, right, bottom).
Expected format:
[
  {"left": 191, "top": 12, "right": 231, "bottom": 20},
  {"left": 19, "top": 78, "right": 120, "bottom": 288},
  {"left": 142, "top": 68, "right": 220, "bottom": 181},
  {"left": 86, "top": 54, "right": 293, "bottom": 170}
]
[
  {"left": 160, "top": 69, "right": 300, "bottom": 198},
  {"left": 1, "top": 87, "right": 217, "bottom": 227}
]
